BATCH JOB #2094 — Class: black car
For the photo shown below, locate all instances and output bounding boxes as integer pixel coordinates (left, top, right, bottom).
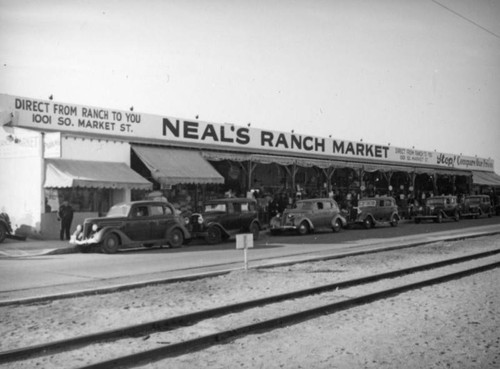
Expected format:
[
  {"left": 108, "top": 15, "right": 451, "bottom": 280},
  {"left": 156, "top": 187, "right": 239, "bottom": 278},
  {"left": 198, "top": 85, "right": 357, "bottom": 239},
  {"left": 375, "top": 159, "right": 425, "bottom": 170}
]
[
  {"left": 346, "top": 196, "right": 400, "bottom": 229},
  {"left": 187, "top": 198, "right": 261, "bottom": 244},
  {"left": 414, "top": 195, "right": 460, "bottom": 223},
  {"left": 459, "top": 195, "right": 494, "bottom": 218},
  {"left": 70, "top": 200, "right": 191, "bottom": 253}
]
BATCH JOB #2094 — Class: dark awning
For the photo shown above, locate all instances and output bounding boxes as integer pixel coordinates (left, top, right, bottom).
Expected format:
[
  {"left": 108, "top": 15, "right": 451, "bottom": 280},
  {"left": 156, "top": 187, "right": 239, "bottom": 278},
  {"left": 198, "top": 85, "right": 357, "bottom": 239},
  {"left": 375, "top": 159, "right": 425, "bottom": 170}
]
[
  {"left": 201, "top": 150, "right": 250, "bottom": 162},
  {"left": 362, "top": 164, "right": 415, "bottom": 173},
  {"left": 435, "top": 169, "right": 471, "bottom": 177},
  {"left": 132, "top": 146, "right": 224, "bottom": 185},
  {"left": 472, "top": 171, "right": 500, "bottom": 186},
  {"left": 44, "top": 159, "right": 152, "bottom": 190}
]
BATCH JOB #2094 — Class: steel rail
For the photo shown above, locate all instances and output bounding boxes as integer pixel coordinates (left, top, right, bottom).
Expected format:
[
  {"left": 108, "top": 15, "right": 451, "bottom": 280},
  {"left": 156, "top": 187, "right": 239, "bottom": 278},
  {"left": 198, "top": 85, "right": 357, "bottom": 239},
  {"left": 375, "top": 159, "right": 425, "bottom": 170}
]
[
  {"left": 78, "top": 259, "right": 500, "bottom": 369},
  {"left": 0, "top": 248, "right": 499, "bottom": 366}
]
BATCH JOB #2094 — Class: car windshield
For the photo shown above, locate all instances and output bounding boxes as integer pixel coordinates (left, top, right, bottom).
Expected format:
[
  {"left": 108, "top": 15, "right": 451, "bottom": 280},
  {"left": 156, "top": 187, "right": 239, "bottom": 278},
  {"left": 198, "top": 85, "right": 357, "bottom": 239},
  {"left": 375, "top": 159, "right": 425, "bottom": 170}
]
[
  {"left": 358, "top": 200, "right": 376, "bottom": 207},
  {"left": 204, "top": 203, "right": 227, "bottom": 212},
  {"left": 294, "top": 202, "right": 314, "bottom": 210},
  {"left": 427, "top": 198, "right": 443, "bottom": 206},
  {"left": 106, "top": 204, "right": 131, "bottom": 217}
]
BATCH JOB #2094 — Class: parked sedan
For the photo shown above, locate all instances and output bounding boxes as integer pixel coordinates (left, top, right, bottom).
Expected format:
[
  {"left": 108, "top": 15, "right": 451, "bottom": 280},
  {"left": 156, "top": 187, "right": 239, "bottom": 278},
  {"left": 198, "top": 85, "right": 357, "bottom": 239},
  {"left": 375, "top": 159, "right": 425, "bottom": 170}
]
[
  {"left": 187, "top": 198, "right": 261, "bottom": 244},
  {"left": 459, "top": 195, "right": 493, "bottom": 218},
  {"left": 269, "top": 198, "right": 346, "bottom": 235},
  {"left": 414, "top": 195, "right": 460, "bottom": 223},
  {"left": 70, "top": 200, "right": 191, "bottom": 253},
  {"left": 346, "top": 196, "right": 400, "bottom": 229}
]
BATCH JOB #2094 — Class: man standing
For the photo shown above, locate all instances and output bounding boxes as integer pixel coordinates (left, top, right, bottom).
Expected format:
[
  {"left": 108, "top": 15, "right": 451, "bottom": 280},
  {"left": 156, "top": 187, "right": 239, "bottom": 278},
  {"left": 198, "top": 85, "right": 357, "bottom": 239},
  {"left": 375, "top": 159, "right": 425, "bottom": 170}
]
[{"left": 58, "top": 200, "right": 74, "bottom": 241}]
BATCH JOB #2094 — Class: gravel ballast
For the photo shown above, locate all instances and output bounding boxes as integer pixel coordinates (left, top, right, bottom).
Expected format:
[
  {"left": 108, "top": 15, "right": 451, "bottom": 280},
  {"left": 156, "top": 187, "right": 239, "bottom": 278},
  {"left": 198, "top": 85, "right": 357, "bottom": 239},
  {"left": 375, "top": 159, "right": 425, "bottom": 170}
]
[{"left": 0, "top": 235, "right": 499, "bottom": 368}]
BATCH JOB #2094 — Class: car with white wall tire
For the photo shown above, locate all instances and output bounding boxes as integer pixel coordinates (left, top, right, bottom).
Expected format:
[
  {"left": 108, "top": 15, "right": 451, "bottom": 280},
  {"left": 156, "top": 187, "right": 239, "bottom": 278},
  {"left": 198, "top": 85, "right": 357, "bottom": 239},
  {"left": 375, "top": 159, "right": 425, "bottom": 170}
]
[{"left": 70, "top": 200, "right": 191, "bottom": 253}]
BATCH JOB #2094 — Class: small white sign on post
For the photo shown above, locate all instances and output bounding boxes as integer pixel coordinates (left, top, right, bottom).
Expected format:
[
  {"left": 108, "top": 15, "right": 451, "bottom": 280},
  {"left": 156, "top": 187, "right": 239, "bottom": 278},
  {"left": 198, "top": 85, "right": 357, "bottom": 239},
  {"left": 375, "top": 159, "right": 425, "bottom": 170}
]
[{"left": 236, "top": 233, "right": 254, "bottom": 270}]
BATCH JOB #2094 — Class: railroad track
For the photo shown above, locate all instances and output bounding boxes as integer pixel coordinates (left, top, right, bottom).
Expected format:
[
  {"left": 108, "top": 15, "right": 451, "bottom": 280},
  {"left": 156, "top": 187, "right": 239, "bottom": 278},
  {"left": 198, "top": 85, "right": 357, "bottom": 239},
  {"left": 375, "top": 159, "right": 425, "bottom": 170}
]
[{"left": 1, "top": 248, "right": 499, "bottom": 369}]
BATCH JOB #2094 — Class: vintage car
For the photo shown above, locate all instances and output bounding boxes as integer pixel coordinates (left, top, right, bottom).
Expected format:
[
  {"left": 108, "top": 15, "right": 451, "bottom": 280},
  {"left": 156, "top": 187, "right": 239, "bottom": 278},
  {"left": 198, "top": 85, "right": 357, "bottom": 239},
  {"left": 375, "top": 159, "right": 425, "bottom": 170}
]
[
  {"left": 186, "top": 198, "right": 261, "bottom": 244},
  {"left": 414, "top": 195, "right": 460, "bottom": 223},
  {"left": 70, "top": 200, "right": 191, "bottom": 253},
  {"left": 345, "top": 196, "right": 400, "bottom": 229},
  {"left": 269, "top": 198, "right": 346, "bottom": 235},
  {"left": 0, "top": 212, "right": 13, "bottom": 243},
  {"left": 459, "top": 195, "right": 493, "bottom": 218}
]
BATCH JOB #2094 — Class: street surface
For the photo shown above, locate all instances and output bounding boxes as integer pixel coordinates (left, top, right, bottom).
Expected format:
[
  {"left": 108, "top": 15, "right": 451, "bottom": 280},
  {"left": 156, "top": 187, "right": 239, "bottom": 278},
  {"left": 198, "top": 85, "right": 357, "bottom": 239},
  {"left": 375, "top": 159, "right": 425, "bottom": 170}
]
[{"left": 0, "top": 217, "right": 499, "bottom": 302}]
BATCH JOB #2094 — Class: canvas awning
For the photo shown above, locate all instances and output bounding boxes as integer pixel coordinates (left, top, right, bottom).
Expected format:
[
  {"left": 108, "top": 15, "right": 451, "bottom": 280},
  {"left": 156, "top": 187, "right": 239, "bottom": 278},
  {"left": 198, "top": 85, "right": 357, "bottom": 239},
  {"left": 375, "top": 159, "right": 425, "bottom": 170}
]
[
  {"left": 472, "top": 171, "right": 500, "bottom": 186},
  {"left": 201, "top": 150, "right": 250, "bottom": 162},
  {"left": 132, "top": 146, "right": 224, "bottom": 185},
  {"left": 44, "top": 159, "right": 152, "bottom": 189},
  {"left": 362, "top": 164, "right": 415, "bottom": 173}
]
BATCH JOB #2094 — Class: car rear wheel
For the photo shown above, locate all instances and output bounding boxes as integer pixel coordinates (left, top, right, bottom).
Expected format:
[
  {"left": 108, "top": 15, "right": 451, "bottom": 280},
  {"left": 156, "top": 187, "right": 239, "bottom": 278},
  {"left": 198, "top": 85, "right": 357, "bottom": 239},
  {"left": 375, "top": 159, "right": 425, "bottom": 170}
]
[
  {"left": 332, "top": 219, "right": 342, "bottom": 233},
  {"left": 167, "top": 228, "right": 184, "bottom": 248},
  {"left": 205, "top": 226, "right": 222, "bottom": 244},
  {"left": 249, "top": 222, "right": 260, "bottom": 240},
  {"left": 390, "top": 215, "right": 399, "bottom": 227},
  {"left": 101, "top": 233, "right": 120, "bottom": 254},
  {"left": 297, "top": 221, "right": 309, "bottom": 235}
]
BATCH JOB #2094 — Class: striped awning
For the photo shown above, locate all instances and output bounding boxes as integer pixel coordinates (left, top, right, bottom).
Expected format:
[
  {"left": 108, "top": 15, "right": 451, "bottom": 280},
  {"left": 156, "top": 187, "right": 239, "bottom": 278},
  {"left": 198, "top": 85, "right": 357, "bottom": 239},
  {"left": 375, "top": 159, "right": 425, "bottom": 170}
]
[
  {"left": 472, "top": 171, "right": 500, "bottom": 186},
  {"left": 44, "top": 159, "right": 152, "bottom": 189},
  {"left": 132, "top": 146, "right": 224, "bottom": 185}
]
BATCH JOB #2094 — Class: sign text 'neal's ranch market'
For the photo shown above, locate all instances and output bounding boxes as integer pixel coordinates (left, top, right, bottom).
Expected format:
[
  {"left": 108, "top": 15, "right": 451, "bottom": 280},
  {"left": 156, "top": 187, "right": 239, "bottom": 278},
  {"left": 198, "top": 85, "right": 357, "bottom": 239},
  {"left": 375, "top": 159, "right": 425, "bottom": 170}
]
[{"left": 162, "top": 118, "right": 389, "bottom": 159}]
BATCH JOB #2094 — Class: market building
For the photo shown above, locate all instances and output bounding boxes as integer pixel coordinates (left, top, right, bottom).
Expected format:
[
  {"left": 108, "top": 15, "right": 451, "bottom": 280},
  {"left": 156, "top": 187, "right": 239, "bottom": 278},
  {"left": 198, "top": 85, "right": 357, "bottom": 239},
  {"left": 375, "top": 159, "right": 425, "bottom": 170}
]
[{"left": 1, "top": 93, "right": 499, "bottom": 240}]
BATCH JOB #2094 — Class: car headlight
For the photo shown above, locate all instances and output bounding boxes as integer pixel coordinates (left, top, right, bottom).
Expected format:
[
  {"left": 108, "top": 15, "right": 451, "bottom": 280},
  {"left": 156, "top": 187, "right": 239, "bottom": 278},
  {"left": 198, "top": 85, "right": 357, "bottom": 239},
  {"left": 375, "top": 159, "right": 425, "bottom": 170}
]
[
  {"left": 197, "top": 216, "right": 203, "bottom": 224},
  {"left": 184, "top": 217, "right": 190, "bottom": 225},
  {"left": 92, "top": 224, "right": 98, "bottom": 232},
  {"left": 76, "top": 224, "right": 82, "bottom": 232}
]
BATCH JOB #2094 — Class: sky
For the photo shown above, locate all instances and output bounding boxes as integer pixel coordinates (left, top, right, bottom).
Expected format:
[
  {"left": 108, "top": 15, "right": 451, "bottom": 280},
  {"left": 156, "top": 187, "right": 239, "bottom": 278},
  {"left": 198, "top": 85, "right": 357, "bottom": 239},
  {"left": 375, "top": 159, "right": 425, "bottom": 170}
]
[{"left": 1, "top": 0, "right": 499, "bottom": 172}]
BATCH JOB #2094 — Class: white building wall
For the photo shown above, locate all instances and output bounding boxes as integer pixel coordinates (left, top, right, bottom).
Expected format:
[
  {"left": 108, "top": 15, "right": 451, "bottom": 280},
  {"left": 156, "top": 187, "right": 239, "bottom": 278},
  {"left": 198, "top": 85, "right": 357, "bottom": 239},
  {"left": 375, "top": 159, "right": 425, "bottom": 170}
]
[
  {"left": 0, "top": 127, "right": 43, "bottom": 236},
  {"left": 61, "top": 135, "right": 131, "bottom": 164}
]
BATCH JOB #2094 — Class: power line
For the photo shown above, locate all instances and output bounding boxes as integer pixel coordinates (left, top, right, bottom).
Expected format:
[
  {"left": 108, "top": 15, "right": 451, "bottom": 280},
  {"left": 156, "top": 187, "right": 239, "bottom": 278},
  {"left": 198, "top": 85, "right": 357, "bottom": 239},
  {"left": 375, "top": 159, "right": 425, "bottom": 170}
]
[{"left": 431, "top": 0, "right": 500, "bottom": 40}]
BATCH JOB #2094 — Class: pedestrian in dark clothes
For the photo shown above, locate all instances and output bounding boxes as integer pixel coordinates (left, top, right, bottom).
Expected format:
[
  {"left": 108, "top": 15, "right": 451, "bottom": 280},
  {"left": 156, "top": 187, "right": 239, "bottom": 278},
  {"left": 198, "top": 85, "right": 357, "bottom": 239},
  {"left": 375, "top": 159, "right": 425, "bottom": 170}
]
[{"left": 58, "top": 200, "right": 74, "bottom": 241}]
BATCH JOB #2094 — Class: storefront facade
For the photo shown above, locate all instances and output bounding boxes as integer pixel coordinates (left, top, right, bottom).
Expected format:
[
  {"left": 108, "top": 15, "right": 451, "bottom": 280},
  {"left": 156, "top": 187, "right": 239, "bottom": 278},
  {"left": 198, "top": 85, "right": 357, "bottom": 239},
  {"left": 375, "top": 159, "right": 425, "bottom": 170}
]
[{"left": 1, "top": 93, "right": 499, "bottom": 239}]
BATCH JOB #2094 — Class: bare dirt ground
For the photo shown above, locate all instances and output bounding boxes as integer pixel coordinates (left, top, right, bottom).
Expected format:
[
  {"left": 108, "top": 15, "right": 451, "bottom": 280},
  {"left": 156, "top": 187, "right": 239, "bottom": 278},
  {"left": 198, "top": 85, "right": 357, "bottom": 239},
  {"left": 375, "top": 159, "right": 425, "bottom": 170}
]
[{"left": 1, "top": 235, "right": 499, "bottom": 368}]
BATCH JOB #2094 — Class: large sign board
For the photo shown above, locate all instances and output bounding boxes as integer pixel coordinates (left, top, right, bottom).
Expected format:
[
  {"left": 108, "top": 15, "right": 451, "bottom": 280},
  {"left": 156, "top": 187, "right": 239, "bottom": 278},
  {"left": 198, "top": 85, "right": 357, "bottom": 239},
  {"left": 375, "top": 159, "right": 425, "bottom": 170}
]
[{"left": 0, "top": 94, "right": 494, "bottom": 172}]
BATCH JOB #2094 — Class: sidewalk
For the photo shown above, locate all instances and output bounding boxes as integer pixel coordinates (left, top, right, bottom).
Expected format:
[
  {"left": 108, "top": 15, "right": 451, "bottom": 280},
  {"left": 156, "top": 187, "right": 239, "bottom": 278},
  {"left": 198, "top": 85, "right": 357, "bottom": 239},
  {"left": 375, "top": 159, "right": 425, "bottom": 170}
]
[{"left": 0, "top": 238, "right": 77, "bottom": 257}]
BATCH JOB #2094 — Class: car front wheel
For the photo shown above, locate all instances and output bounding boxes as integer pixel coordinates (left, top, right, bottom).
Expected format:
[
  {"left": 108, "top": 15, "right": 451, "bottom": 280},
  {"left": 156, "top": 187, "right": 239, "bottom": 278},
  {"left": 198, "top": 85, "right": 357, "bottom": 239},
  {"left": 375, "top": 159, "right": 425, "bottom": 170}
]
[
  {"left": 101, "top": 233, "right": 120, "bottom": 254},
  {"left": 205, "top": 226, "right": 222, "bottom": 244},
  {"left": 167, "top": 228, "right": 184, "bottom": 248},
  {"left": 436, "top": 213, "right": 443, "bottom": 223},
  {"left": 363, "top": 218, "right": 372, "bottom": 229},
  {"left": 297, "top": 221, "right": 309, "bottom": 235}
]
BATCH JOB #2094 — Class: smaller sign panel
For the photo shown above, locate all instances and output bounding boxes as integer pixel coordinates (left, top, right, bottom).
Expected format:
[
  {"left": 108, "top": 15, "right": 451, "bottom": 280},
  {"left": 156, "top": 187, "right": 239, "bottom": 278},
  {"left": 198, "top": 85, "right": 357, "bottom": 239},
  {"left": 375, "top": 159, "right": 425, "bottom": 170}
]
[{"left": 236, "top": 233, "right": 254, "bottom": 249}]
